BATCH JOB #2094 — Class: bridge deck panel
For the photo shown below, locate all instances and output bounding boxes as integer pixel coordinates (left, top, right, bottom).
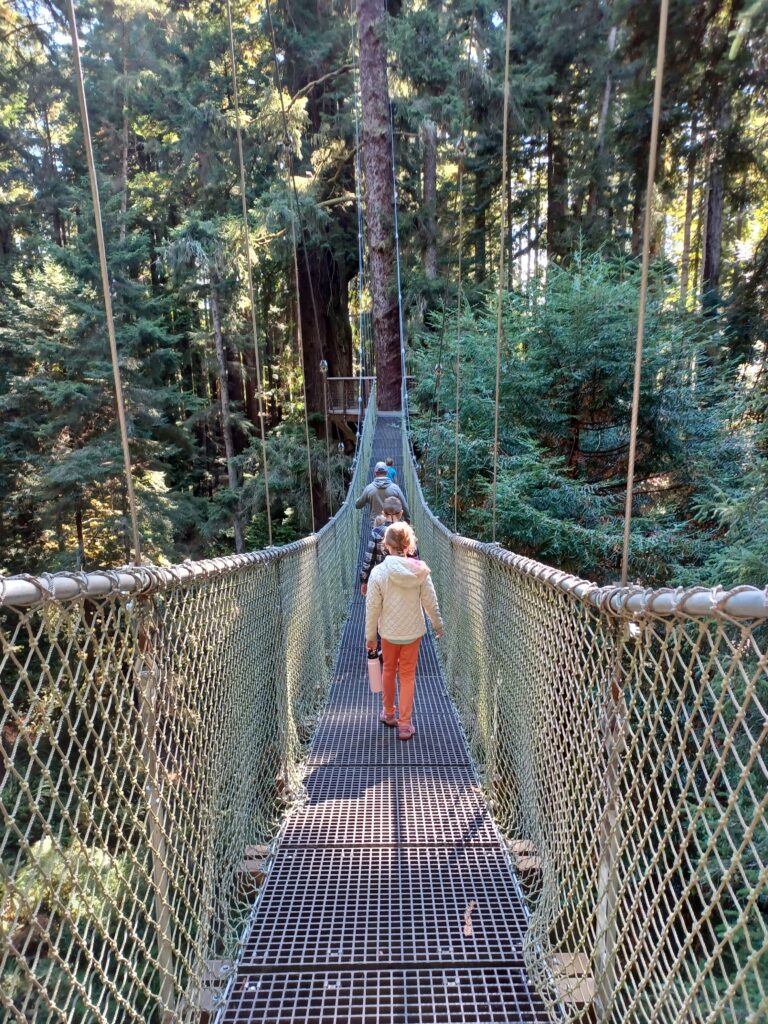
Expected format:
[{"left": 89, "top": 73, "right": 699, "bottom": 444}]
[
  {"left": 308, "top": 710, "right": 469, "bottom": 766},
  {"left": 221, "top": 418, "right": 550, "bottom": 1022},
  {"left": 220, "top": 968, "right": 551, "bottom": 1023}
]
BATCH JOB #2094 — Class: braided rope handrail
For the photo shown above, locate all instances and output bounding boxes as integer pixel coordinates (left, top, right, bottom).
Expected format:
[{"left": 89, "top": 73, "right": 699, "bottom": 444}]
[
  {"left": 1, "top": 400, "right": 766, "bottom": 1024},
  {"left": 4, "top": 457, "right": 766, "bottom": 617},
  {"left": 401, "top": 408, "right": 768, "bottom": 1023},
  {"left": 0, "top": 434, "right": 374, "bottom": 610},
  {"left": 395, "top": 468, "right": 768, "bottom": 621}
]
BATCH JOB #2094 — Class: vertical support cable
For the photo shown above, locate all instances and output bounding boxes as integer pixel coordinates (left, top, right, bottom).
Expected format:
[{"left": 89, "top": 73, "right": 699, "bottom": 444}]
[
  {"left": 620, "top": 0, "right": 669, "bottom": 587},
  {"left": 350, "top": 5, "right": 368, "bottom": 454},
  {"left": 491, "top": 0, "right": 513, "bottom": 544},
  {"left": 65, "top": 9, "right": 176, "bottom": 1015},
  {"left": 66, "top": 0, "right": 141, "bottom": 567},
  {"left": 290, "top": 220, "right": 317, "bottom": 532},
  {"left": 597, "top": 10, "right": 670, "bottom": 1020},
  {"left": 225, "top": 0, "right": 273, "bottom": 546},
  {"left": 389, "top": 101, "right": 408, "bottom": 422},
  {"left": 264, "top": 0, "right": 316, "bottom": 531},
  {"left": 352, "top": 52, "right": 366, "bottom": 447},
  {"left": 452, "top": 3, "right": 475, "bottom": 532},
  {"left": 453, "top": 147, "right": 465, "bottom": 534}
]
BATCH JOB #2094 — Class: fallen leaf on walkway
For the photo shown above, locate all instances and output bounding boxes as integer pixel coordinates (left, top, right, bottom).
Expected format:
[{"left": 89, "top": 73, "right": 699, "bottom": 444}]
[{"left": 463, "top": 900, "right": 476, "bottom": 937}]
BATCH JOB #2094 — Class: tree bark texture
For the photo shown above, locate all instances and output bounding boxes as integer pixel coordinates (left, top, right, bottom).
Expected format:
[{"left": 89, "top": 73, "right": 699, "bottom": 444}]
[
  {"left": 421, "top": 119, "right": 438, "bottom": 281},
  {"left": 679, "top": 124, "right": 697, "bottom": 309},
  {"left": 297, "top": 246, "right": 354, "bottom": 416},
  {"left": 358, "top": 0, "right": 401, "bottom": 411},
  {"left": 547, "top": 126, "right": 568, "bottom": 260},
  {"left": 210, "top": 283, "right": 244, "bottom": 553},
  {"left": 587, "top": 24, "right": 618, "bottom": 221},
  {"left": 473, "top": 167, "right": 487, "bottom": 282},
  {"left": 703, "top": 150, "right": 725, "bottom": 311}
]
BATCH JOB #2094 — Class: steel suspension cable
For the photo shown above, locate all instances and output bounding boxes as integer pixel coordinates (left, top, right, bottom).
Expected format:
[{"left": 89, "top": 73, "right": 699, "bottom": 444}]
[
  {"left": 453, "top": 144, "right": 466, "bottom": 533},
  {"left": 66, "top": 0, "right": 141, "bottom": 566},
  {"left": 491, "top": 0, "right": 513, "bottom": 543},
  {"left": 413, "top": 2, "right": 475, "bottom": 519},
  {"left": 264, "top": 0, "right": 317, "bottom": 531},
  {"left": 620, "top": 0, "right": 670, "bottom": 587},
  {"left": 225, "top": 0, "right": 273, "bottom": 546},
  {"left": 453, "top": 2, "right": 476, "bottom": 533},
  {"left": 389, "top": 101, "right": 408, "bottom": 422},
  {"left": 351, "top": 12, "right": 367, "bottom": 451},
  {"left": 265, "top": 0, "right": 335, "bottom": 520}
]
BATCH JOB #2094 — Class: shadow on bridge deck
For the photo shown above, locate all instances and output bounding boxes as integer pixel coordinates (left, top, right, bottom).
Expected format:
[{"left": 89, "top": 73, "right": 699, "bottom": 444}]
[{"left": 218, "top": 418, "right": 551, "bottom": 1023}]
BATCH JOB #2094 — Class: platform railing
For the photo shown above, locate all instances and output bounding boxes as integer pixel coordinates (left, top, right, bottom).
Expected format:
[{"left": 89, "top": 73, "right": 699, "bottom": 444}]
[
  {"left": 0, "top": 393, "right": 375, "bottom": 1024},
  {"left": 402, "top": 421, "right": 767, "bottom": 1023},
  {"left": 326, "top": 375, "right": 375, "bottom": 416}
]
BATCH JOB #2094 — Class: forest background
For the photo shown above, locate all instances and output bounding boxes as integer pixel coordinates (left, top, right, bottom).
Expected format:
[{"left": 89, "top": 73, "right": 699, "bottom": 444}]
[{"left": 0, "top": 0, "right": 766, "bottom": 588}]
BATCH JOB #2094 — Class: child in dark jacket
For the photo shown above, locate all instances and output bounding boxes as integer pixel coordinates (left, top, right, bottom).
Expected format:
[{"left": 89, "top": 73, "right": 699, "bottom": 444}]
[{"left": 359, "top": 496, "right": 405, "bottom": 596}]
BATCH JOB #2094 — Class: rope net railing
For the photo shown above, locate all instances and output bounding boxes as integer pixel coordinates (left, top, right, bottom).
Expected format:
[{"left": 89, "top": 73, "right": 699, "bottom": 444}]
[
  {"left": 401, "top": 426, "right": 767, "bottom": 1024},
  {"left": 0, "top": 393, "right": 375, "bottom": 1024}
]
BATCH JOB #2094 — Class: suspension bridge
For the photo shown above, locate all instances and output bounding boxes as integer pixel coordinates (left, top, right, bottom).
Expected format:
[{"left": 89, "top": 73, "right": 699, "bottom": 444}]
[
  {"left": 1, "top": 0, "right": 766, "bottom": 1020},
  {"left": 1, "top": 395, "right": 766, "bottom": 1023}
]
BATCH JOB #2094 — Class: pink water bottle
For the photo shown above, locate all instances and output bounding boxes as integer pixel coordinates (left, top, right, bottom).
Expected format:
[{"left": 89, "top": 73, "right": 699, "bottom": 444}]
[{"left": 367, "top": 649, "right": 383, "bottom": 693}]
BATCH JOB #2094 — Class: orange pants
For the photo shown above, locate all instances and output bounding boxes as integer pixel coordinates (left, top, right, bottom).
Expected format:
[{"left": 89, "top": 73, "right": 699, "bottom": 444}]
[{"left": 381, "top": 637, "right": 422, "bottom": 727}]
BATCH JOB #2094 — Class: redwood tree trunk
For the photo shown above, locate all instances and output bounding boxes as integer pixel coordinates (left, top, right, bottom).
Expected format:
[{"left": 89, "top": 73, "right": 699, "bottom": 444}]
[
  {"left": 421, "top": 118, "right": 438, "bottom": 282},
  {"left": 679, "top": 123, "right": 697, "bottom": 309},
  {"left": 120, "top": 24, "right": 129, "bottom": 245},
  {"left": 587, "top": 23, "right": 618, "bottom": 221},
  {"left": 702, "top": 150, "right": 725, "bottom": 313},
  {"left": 210, "top": 283, "right": 244, "bottom": 553},
  {"left": 473, "top": 167, "right": 487, "bottom": 282},
  {"left": 297, "top": 246, "right": 354, "bottom": 416},
  {"left": 358, "top": 0, "right": 401, "bottom": 410},
  {"left": 547, "top": 125, "right": 568, "bottom": 260}
]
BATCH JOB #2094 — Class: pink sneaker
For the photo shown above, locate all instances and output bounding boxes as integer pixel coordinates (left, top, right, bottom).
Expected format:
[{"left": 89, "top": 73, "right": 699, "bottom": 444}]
[
  {"left": 398, "top": 723, "right": 416, "bottom": 741},
  {"left": 379, "top": 710, "right": 397, "bottom": 727}
]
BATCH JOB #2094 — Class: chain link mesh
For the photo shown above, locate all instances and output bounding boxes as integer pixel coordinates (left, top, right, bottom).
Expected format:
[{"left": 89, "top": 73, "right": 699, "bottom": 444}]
[
  {"left": 402, "top": 426, "right": 767, "bottom": 1024},
  {"left": 0, "top": 398, "right": 375, "bottom": 1023},
  {"left": 2, "top": 398, "right": 765, "bottom": 1023}
]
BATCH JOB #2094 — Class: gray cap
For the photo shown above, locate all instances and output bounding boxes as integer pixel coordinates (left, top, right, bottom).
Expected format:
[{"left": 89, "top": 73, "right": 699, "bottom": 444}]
[{"left": 374, "top": 461, "right": 388, "bottom": 474}]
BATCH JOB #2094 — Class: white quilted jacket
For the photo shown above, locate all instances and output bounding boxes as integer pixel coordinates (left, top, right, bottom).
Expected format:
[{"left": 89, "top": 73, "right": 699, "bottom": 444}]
[{"left": 365, "top": 556, "right": 444, "bottom": 644}]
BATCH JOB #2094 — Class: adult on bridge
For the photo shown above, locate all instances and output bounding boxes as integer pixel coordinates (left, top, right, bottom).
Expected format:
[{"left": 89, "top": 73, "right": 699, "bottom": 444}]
[{"left": 355, "top": 460, "right": 410, "bottom": 520}]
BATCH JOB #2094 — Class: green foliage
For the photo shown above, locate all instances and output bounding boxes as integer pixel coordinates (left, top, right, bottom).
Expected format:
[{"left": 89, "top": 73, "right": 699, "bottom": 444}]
[{"left": 410, "top": 255, "right": 753, "bottom": 587}]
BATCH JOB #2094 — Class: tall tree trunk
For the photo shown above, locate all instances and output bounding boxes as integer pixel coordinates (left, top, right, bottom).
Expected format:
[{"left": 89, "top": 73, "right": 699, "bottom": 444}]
[
  {"left": 297, "top": 246, "right": 354, "bottom": 415},
  {"left": 547, "top": 125, "right": 568, "bottom": 260},
  {"left": 587, "top": 23, "right": 618, "bottom": 221},
  {"left": 630, "top": 179, "right": 643, "bottom": 258},
  {"left": 702, "top": 145, "right": 726, "bottom": 313},
  {"left": 120, "top": 24, "right": 129, "bottom": 245},
  {"left": 527, "top": 160, "right": 533, "bottom": 285},
  {"left": 473, "top": 167, "right": 487, "bottom": 282},
  {"left": 210, "top": 282, "right": 244, "bottom": 553},
  {"left": 679, "top": 121, "right": 697, "bottom": 310},
  {"left": 534, "top": 142, "right": 542, "bottom": 279},
  {"left": 357, "top": 0, "right": 401, "bottom": 410},
  {"left": 421, "top": 118, "right": 438, "bottom": 282},
  {"left": 507, "top": 156, "right": 514, "bottom": 289}
]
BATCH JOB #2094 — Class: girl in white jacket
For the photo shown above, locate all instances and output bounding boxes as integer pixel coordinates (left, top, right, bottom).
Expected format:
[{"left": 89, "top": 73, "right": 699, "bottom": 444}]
[{"left": 365, "top": 522, "right": 444, "bottom": 740}]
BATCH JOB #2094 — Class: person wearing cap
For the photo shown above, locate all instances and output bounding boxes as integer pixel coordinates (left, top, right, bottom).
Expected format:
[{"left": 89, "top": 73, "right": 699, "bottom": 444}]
[
  {"left": 359, "top": 496, "right": 413, "bottom": 596},
  {"left": 355, "top": 462, "right": 409, "bottom": 520}
]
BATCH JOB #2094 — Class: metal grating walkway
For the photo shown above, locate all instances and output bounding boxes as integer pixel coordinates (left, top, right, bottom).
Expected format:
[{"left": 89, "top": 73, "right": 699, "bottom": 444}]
[{"left": 219, "top": 416, "right": 551, "bottom": 1023}]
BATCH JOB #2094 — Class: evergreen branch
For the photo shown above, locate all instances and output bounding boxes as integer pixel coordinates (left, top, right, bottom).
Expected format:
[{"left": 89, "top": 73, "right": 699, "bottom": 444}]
[{"left": 286, "top": 64, "right": 355, "bottom": 111}]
